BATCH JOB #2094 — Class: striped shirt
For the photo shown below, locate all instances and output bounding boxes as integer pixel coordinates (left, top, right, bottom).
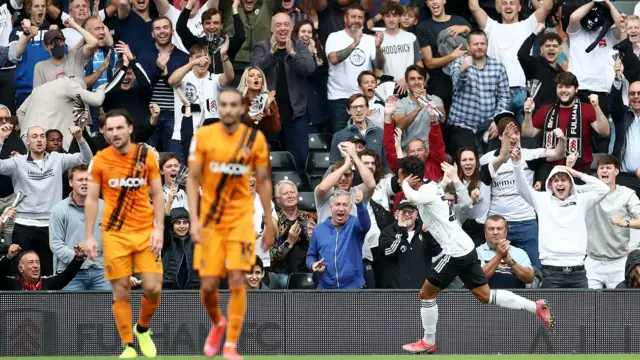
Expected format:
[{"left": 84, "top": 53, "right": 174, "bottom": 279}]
[
  {"left": 152, "top": 78, "right": 175, "bottom": 111},
  {"left": 448, "top": 56, "right": 510, "bottom": 133}
]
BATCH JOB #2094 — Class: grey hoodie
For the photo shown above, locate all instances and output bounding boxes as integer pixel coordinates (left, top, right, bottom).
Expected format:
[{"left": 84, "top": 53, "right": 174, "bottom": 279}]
[
  {"left": 578, "top": 184, "right": 640, "bottom": 260},
  {"left": 513, "top": 162, "right": 610, "bottom": 266},
  {"left": 0, "top": 140, "right": 92, "bottom": 221}
]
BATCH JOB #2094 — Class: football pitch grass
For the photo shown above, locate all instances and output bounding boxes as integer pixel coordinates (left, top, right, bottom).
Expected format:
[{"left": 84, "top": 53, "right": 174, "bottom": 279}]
[{"left": 4, "top": 355, "right": 640, "bottom": 360}]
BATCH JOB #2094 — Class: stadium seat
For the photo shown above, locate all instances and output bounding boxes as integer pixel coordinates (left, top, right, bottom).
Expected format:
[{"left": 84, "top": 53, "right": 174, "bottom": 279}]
[
  {"left": 306, "top": 151, "right": 332, "bottom": 176},
  {"left": 296, "top": 191, "right": 316, "bottom": 213},
  {"left": 591, "top": 153, "right": 606, "bottom": 170},
  {"left": 272, "top": 171, "right": 312, "bottom": 192},
  {"left": 287, "top": 272, "right": 316, "bottom": 289},
  {"left": 270, "top": 151, "right": 296, "bottom": 171},
  {"left": 309, "top": 175, "right": 322, "bottom": 190},
  {"left": 308, "top": 133, "right": 333, "bottom": 152}
]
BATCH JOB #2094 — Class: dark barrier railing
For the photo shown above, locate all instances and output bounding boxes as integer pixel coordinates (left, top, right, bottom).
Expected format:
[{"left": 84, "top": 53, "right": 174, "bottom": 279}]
[{"left": 0, "top": 290, "right": 638, "bottom": 356}]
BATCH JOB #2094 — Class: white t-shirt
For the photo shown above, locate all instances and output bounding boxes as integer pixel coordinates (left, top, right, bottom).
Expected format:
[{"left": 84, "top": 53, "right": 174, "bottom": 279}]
[
  {"left": 363, "top": 176, "right": 394, "bottom": 261},
  {"left": 172, "top": 71, "right": 222, "bottom": 140},
  {"left": 253, "top": 197, "right": 277, "bottom": 267},
  {"left": 568, "top": 27, "right": 618, "bottom": 93},
  {"left": 163, "top": 185, "right": 189, "bottom": 210},
  {"left": 402, "top": 180, "right": 475, "bottom": 258},
  {"left": 484, "top": 15, "right": 538, "bottom": 88},
  {"left": 326, "top": 30, "right": 377, "bottom": 100},
  {"left": 480, "top": 148, "right": 546, "bottom": 222},
  {"left": 463, "top": 179, "right": 491, "bottom": 224},
  {"left": 380, "top": 29, "right": 421, "bottom": 81},
  {"left": 368, "top": 97, "right": 385, "bottom": 129},
  {"left": 165, "top": 4, "right": 209, "bottom": 53}
]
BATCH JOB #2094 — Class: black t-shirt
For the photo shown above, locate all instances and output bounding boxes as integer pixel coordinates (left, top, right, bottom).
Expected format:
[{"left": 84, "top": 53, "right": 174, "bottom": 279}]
[
  {"left": 415, "top": 15, "right": 470, "bottom": 84},
  {"left": 274, "top": 49, "right": 293, "bottom": 124}
]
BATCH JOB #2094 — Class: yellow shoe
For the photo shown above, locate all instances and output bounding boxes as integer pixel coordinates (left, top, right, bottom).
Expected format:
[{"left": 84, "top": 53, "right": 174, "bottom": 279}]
[
  {"left": 119, "top": 345, "right": 138, "bottom": 358},
  {"left": 134, "top": 326, "right": 157, "bottom": 358}
]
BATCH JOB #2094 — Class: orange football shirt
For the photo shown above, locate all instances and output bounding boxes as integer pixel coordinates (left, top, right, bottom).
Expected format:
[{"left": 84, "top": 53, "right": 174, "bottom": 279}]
[
  {"left": 189, "top": 122, "right": 269, "bottom": 227},
  {"left": 88, "top": 143, "right": 161, "bottom": 233}
]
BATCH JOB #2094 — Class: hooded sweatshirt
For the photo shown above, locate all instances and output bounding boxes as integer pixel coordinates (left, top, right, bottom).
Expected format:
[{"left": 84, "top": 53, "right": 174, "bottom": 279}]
[
  {"left": 0, "top": 140, "right": 93, "bottom": 221},
  {"left": 577, "top": 184, "right": 640, "bottom": 260},
  {"left": 512, "top": 162, "right": 610, "bottom": 266},
  {"left": 616, "top": 249, "right": 640, "bottom": 289}
]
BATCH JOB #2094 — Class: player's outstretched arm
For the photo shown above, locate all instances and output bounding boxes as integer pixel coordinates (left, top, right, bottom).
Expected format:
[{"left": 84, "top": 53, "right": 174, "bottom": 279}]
[
  {"left": 186, "top": 154, "right": 203, "bottom": 244},
  {"left": 256, "top": 164, "right": 275, "bottom": 251},
  {"left": 84, "top": 181, "right": 101, "bottom": 261},
  {"left": 149, "top": 178, "right": 165, "bottom": 255}
]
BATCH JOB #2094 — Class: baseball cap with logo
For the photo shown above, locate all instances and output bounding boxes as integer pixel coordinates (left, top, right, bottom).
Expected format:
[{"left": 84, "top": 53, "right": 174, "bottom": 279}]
[
  {"left": 396, "top": 198, "right": 417, "bottom": 211},
  {"left": 347, "top": 135, "right": 367, "bottom": 146}
]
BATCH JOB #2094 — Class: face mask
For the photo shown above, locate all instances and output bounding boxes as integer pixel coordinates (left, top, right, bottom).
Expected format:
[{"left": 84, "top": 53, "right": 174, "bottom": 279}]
[{"left": 51, "top": 43, "right": 66, "bottom": 59}]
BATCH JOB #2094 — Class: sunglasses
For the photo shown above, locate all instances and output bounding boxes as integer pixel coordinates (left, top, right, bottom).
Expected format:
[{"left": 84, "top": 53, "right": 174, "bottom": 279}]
[{"left": 0, "top": 116, "right": 16, "bottom": 124}]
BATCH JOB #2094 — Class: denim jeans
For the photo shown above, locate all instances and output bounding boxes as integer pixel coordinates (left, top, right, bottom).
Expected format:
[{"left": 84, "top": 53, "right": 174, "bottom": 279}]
[
  {"left": 507, "top": 219, "right": 541, "bottom": 269},
  {"left": 541, "top": 267, "right": 588, "bottom": 289},
  {"left": 327, "top": 99, "right": 350, "bottom": 134},
  {"left": 363, "top": 259, "right": 376, "bottom": 289},
  {"left": 509, "top": 87, "right": 527, "bottom": 124},
  {"left": 147, "top": 110, "right": 175, "bottom": 152},
  {"left": 63, "top": 268, "right": 112, "bottom": 291},
  {"left": 169, "top": 140, "right": 185, "bottom": 163}
]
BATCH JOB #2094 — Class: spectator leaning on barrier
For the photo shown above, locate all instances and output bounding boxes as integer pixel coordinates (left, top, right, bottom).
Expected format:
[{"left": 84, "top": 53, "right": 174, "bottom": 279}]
[
  {"left": 476, "top": 215, "right": 534, "bottom": 289},
  {"left": 162, "top": 207, "right": 199, "bottom": 290},
  {"left": 617, "top": 249, "right": 640, "bottom": 289},
  {"left": 49, "top": 164, "right": 110, "bottom": 290},
  {"left": 307, "top": 188, "right": 371, "bottom": 289},
  {"left": 568, "top": 154, "right": 640, "bottom": 289},
  {"left": 0, "top": 106, "right": 26, "bottom": 242},
  {"left": 378, "top": 198, "right": 440, "bottom": 289},
  {"left": 0, "top": 125, "right": 92, "bottom": 276},
  {"left": 0, "top": 243, "right": 85, "bottom": 290},
  {"left": 315, "top": 141, "right": 376, "bottom": 223},
  {"left": 271, "top": 180, "right": 316, "bottom": 288},
  {"left": 511, "top": 147, "right": 610, "bottom": 289}
]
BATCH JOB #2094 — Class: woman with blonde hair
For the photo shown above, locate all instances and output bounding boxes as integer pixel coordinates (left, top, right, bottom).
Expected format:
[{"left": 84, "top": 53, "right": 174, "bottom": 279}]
[{"left": 237, "top": 66, "right": 281, "bottom": 137}]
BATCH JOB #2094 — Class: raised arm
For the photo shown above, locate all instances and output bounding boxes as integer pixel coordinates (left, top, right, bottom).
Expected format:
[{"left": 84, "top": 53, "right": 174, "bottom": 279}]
[
  {"left": 66, "top": 17, "right": 98, "bottom": 59},
  {"left": 469, "top": 0, "right": 489, "bottom": 30},
  {"left": 518, "top": 26, "right": 545, "bottom": 79},
  {"left": 315, "top": 156, "right": 352, "bottom": 199},
  {"left": 168, "top": 58, "right": 197, "bottom": 87},
  {"left": 84, "top": 50, "right": 113, "bottom": 88},
  {"left": 117, "top": 0, "right": 130, "bottom": 20},
  {"left": 522, "top": 98, "right": 541, "bottom": 137},
  {"left": 587, "top": 95, "right": 611, "bottom": 136},
  {"left": 568, "top": 1, "right": 595, "bottom": 33},
  {"left": 176, "top": 0, "right": 200, "bottom": 51},
  {"left": 533, "top": 0, "right": 553, "bottom": 23},
  {"left": 152, "top": 0, "right": 171, "bottom": 16},
  {"left": 511, "top": 148, "right": 540, "bottom": 209}
]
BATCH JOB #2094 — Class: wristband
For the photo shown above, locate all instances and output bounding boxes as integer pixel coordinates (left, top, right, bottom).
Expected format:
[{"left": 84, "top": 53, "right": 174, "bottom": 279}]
[
  {"left": 223, "top": 57, "right": 230, "bottom": 62},
  {"left": 625, "top": 220, "right": 631, "bottom": 228}
]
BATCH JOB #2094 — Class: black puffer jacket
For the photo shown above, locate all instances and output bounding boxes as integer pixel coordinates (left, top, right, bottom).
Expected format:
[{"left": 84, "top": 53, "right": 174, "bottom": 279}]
[
  {"left": 162, "top": 210, "right": 199, "bottom": 290},
  {"left": 616, "top": 250, "right": 640, "bottom": 289}
]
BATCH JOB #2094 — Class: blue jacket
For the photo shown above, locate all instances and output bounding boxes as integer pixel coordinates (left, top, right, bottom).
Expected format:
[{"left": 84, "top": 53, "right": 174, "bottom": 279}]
[
  {"left": 306, "top": 203, "right": 371, "bottom": 289},
  {"left": 9, "top": 27, "right": 51, "bottom": 94}
]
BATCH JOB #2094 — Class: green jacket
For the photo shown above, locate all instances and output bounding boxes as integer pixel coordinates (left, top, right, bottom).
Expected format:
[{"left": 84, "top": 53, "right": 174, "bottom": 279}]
[{"left": 221, "top": 0, "right": 280, "bottom": 64}]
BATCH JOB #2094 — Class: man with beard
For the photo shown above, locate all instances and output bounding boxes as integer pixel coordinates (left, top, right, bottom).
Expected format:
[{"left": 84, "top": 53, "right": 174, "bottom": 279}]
[
  {"left": 447, "top": 29, "right": 510, "bottom": 155},
  {"left": 470, "top": 0, "right": 554, "bottom": 123},
  {"left": 511, "top": 146, "right": 610, "bottom": 288},
  {"left": 517, "top": 23, "right": 564, "bottom": 110},
  {"left": 138, "top": 17, "right": 189, "bottom": 155},
  {"left": 0, "top": 243, "right": 85, "bottom": 290},
  {"left": 9, "top": 0, "right": 56, "bottom": 107},
  {"left": 252, "top": 12, "right": 315, "bottom": 172},
  {"left": 325, "top": 3, "right": 385, "bottom": 134},
  {"left": 307, "top": 189, "right": 371, "bottom": 289},
  {"left": 393, "top": 65, "right": 445, "bottom": 152},
  {"left": 415, "top": 0, "right": 470, "bottom": 110},
  {"left": 49, "top": 164, "right": 110, "bottom": 290},
  {"left": 523, "top": 72, "right": 610, "bottom": 171},
  {"left": 154, "top": 0, "right": 223, "bottom": 53},
  {"left": 566, "top": 154, "right": 640, "bottom": 289},
  {"left": 33, "top": 18, "right": 98, "bottom": 87},
  {"left": 0, "top": 125, "right": 92, "bottom": 276},
  {"left": 315, "top": 140, "right": 376, "bottom": 223}
]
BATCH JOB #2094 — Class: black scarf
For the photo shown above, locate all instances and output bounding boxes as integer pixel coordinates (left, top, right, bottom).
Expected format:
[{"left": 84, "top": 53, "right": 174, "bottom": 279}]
[{"left": 543, "top": 98, "right": 582, "bottom": 157}]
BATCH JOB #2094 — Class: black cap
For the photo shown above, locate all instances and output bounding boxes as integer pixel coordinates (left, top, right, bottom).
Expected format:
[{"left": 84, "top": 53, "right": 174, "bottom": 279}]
[
  {"left": 170, "top": 207, "right": 189, "bottom": 224},
  {"left": 493, "top": 110, "right": 516, "bottom": 125},
  {"left": 44, "top": 29, "right": 65, "bottom": 45},
  {"left": 396, "top": 198, "right": 417, "bottom": 211},
  {"left": 347, "top": 135, "right": 367, "bottom": 145}
]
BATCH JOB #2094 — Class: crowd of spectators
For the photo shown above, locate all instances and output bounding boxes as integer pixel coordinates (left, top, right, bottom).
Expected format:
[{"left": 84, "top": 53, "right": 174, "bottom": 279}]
[{"left": 1, "top": 0, "right": 640, "bottom": 292}]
